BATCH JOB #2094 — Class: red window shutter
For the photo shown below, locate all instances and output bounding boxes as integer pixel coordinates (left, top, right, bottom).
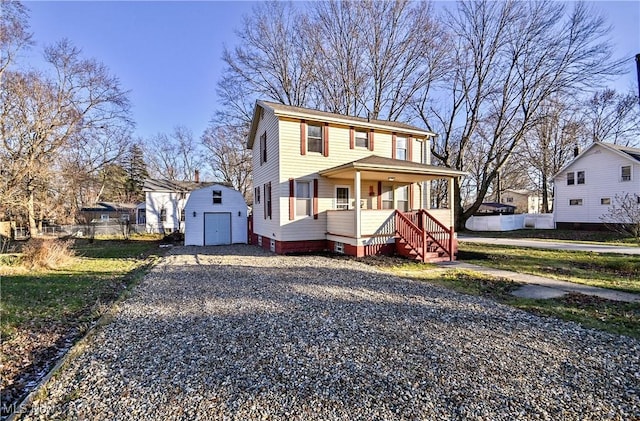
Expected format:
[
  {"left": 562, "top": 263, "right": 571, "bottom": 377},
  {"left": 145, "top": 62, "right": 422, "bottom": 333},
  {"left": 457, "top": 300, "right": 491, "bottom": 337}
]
[
  {"left": 300, "top": 120, "right": 307, "bottom": 155},
  {"left": 289, "top": 178, "right": 294, "bottom": 220},
  {"left": 408, "top": 137, "right": 413, "bottom": 161},
  {"left": 323, "top": 123, "right": 329, "bottom": 157},
  {"left": 377, "top": 181, "right": 382, "bottom": 209},
  {"left": 313, "top": 179, "right": 318, "bottom": 219},
  {"left": 369, "top": 130, "right": 375, "bottom": 151},
  {"left": 392, "top": 133, "right": 397, "bottom": 159},
  {"left": 263, "top": 184, "right": 267, "bottom": 219},
  {"left": 349, "top": 127, "right": 355, "bottom": 149},
  {"left": 409, "top": 183, "right": 414, "bottom": 210}
]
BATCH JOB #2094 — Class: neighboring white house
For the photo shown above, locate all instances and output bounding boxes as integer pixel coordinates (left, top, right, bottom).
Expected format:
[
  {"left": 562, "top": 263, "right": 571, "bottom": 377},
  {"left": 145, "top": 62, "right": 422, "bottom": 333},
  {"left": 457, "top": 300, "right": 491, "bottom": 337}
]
[
  {"left": 184, "top": 184, "right": 248, "bottom": 246},
  {"left": 552, "top": 142, "right": 640, "bottom": 229},
  {"left": 142, "top": 178, "right": 213, "bottom": 234},
  {"left": 247, "top": 100, "right": 465, "bottom": 262}
]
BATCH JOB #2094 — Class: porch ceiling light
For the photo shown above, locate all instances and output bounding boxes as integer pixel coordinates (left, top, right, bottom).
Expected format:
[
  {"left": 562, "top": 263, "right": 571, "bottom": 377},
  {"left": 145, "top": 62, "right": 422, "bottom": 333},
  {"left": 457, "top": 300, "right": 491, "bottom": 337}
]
[{"left": 388, "top": 176, "right": 395, "bottom": 181}]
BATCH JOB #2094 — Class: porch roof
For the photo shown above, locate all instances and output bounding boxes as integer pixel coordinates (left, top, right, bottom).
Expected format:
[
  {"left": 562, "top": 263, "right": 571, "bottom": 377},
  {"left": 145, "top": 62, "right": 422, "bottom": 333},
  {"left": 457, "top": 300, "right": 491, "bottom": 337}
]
[{"left": 318, "top": 156, "right": 466, "bottom": 183}]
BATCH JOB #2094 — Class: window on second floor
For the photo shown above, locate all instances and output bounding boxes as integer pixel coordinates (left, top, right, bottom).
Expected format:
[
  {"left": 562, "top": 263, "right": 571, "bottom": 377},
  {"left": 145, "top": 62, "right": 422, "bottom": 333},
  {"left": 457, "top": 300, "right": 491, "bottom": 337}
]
[
  {"left": 260, "top": 131, "right": 267, "bottom": 165},
  {"left": 160, "top": 208, "right": 167, "bottom": 222},
  {"left": 307, "top": 124, "right": 323, "bottom": 154},
  {"left": 396, "top": 136, "right": 407, "bottom": 160},
  {"left": 621, "top": 165, "right": 631, "bottom": 182},
  {"left": 577, "top": 171, "right": 585, "bottom": 184},
  {"left": 355, "top": 130, "right": 368, "bottom": 148}
]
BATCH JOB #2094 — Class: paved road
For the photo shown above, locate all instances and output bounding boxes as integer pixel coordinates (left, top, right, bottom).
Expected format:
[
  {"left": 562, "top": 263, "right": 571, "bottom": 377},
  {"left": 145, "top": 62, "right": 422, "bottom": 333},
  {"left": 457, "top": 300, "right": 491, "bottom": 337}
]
[{"left": 458, "top": 235, "right": 640, "bottom": 255}]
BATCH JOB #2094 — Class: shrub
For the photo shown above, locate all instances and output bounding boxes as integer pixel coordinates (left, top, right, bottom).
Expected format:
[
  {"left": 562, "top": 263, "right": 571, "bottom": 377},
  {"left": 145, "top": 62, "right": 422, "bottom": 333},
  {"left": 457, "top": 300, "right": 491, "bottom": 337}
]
[{"left": 21, "top": 239, "right": 76, "bottom": 269}]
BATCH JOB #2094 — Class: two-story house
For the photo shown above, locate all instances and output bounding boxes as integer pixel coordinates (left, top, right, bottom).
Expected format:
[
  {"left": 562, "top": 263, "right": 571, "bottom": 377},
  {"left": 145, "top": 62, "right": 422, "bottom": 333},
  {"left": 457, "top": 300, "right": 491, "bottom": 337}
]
[
  {"left": 247, "top": 101, "right": 465, "bottom": 262},
  {"left": 553, "top": 142, "right": 640, "bottom": 229}
]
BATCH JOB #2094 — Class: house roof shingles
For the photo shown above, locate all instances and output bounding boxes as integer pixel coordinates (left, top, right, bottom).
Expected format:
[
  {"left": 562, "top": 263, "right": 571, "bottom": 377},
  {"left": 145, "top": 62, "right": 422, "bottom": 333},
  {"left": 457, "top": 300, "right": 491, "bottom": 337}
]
[
  {"left": 142, "top": 179, "right": 215, "bottom": 192},
  {"left": 248, "top": 100, "right": 435, "bottom": 149}
]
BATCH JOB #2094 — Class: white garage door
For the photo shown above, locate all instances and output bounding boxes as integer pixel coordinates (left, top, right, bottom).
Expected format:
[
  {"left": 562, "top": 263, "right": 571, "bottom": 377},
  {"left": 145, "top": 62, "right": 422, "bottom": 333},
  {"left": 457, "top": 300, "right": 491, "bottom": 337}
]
[{"left": 204, "top": 212, "right": 232, "bottom": 245}]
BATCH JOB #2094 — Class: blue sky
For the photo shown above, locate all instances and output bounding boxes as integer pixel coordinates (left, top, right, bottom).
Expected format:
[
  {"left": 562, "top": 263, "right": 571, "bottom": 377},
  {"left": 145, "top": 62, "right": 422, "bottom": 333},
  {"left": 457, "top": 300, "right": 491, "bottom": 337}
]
[{"left": 23, "top": 1, "right": 640, "bottom": 141}]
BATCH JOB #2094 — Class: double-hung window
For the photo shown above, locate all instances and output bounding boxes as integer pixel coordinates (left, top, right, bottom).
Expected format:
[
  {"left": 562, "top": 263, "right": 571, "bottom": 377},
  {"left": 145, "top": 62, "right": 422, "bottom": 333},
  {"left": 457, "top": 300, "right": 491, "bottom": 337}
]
[
  {"left": 621, "top": 165, "right": 631, "bottom": 182},
  {"left": 381, "top": 185, "right": 394, "bottom": 209},
  {"left": 567, "top": 172, "right": 575, "bottom": 185},
  {"left": 296, "top": 181, "right": 311, "bottom": 216},
  {"left": 576, "top": 171, "right": 585, "bottom": 184},
  {"left": 160, "top": 208, "right": 167, "bottom": 222},
  {"left": 260, "top": 132, "right": 267, "bottom": 164},
  {"left": 355, "top": 130, "right": 368, "bottom": 148},
  {"left": 396, "top": 137, "right": 407, "bottom": 160},
  {"left": 307, "top": 124, "right": 323, "bottom": 154},
  {"left": 336, "top": 187, "right": 349, "bottom": 210},
  {"left": 213, "top": 190, "right": 222, "bottom": 204},
  {"left": 397, "top": 186, "right": 409, "bottom": 211}
]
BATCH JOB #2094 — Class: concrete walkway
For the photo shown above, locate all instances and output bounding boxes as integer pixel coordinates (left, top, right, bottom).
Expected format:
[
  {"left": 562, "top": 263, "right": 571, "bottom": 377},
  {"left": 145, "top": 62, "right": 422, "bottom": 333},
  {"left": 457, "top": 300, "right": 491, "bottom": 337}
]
[
  {"left": 438, "top": 261, "right": 640, "bottom": 303},
  {"left": 458, "top": 235, "right": 640, "bottom": 255}
]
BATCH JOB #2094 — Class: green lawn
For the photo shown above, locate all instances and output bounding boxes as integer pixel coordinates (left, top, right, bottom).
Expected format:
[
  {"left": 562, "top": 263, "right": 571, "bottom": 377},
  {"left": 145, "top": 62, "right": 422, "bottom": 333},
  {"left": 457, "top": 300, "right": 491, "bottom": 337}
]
[
  {"left": 387, "top": 264, "right": 640, "bottom": 339},
  {"left": 0, "top": 238, "right": 161, "bottom": 339},
  {"left": 459, "top": 242, "right": 640, "bottom": 294}
]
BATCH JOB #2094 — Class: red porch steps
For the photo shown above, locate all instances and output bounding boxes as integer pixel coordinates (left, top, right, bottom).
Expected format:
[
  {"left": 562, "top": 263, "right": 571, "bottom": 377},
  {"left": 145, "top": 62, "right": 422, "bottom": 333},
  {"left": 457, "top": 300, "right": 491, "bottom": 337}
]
[{"left": 395, "top": 237, "right": 451, "bottom": 263}]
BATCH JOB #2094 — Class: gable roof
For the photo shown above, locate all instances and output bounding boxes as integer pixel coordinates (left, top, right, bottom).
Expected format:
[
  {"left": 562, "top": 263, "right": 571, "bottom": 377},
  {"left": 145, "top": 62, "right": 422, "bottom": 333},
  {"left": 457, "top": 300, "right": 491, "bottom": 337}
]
[
  {"left": 248, "top": 100, "right": 435, "bottom": 149},
  {"left": 552, "top": 142, "right": 640, "bottom": 180},
  {"left": 143, "top": 178, "right": 215, "bottom": 193}
]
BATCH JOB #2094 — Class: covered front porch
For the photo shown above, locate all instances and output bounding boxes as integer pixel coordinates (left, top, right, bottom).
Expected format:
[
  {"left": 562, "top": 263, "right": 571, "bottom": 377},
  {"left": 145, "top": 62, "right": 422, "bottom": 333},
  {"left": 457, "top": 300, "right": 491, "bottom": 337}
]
[{"left": 319, "top": 156, "right": 465, "bottom": 262}]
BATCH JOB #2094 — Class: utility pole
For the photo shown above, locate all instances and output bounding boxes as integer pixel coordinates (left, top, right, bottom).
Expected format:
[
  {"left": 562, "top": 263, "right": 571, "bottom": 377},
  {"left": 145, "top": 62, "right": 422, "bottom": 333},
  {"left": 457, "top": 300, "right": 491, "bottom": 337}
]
[{"left": 636, "top": 53, "right": 640, "bottom": 107}]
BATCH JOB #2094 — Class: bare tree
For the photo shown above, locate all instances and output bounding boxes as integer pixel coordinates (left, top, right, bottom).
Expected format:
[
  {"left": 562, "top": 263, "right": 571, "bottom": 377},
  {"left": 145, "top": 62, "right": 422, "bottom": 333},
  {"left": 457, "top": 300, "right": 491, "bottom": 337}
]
[
  {"left": 0, "top": 0, "right": 32, "bottom": 82},
  {"left": 202, "top": 124, "right": 252, "bottom": 201},
  {"left": 218, "top": 1, "right": 314, "bottom": 129},
  {"left": 0, "top": 39, "right": 131, "bottom": 233},
  {"left": 414, "top": 0, "right": 622, "bottom": 229},
  {"left": 145, "top": 125, "right": 203, "bottom": 182},
  {"left": 601, "top": 193, "right": 640, "bottom": 244},
  {"left": 519, "top": 96, "right": 585, "bottom": 212},
  {"left": 583, "top": 89, "right": 640, "bottom": 146}
]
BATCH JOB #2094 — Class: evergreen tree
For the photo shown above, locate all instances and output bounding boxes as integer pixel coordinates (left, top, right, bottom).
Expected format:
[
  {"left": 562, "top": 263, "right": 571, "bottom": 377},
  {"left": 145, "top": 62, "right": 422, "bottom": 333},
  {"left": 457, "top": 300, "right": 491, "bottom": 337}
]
[{"left": 123, "top": 144, "right": 149, "bottom": 203}]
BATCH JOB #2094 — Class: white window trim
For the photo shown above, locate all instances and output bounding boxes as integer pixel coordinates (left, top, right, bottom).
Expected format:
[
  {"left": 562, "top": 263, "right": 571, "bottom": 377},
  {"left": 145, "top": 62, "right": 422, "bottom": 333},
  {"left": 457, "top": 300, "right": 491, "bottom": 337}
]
[
  {"left": 600, "top": 197, "right": 611, "bottom": 205},
  {"left": 381, "top": 184, "right": 395, "bottom": 210},
  {"left": 295, "top": 180, "right": 312, "bottom": 218},
  {"left": 355, "top": 130, "right": 368, "bottom": 148},
  {"left": 620, "top": 164, "right": 632, "bottom": 182},
  {"left": 569, "top": 198, "right": 583, "bottom": 206},
  {"left": 335, "top": 185, "right": 351, "bottom": 210},
  {"left": 576, "top": 169, "right": 586, "bottom": 185},
  {"left": 307, "top": 123, "right": 324, "bottom": 154}
]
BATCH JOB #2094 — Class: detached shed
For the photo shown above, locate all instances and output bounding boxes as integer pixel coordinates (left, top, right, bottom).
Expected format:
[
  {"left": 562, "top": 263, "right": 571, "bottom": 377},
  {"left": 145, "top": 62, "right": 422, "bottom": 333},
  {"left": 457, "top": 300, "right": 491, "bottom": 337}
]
[{"left": 184, "top": 184, "right": 248, "bottom": 246}]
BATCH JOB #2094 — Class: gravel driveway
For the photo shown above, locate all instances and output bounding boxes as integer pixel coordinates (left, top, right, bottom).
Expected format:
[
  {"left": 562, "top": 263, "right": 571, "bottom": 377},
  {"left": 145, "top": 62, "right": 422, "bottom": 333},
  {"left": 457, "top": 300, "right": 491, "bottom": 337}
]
[{"left": 21, "top": 245, "right": 639, "bottom": 420}]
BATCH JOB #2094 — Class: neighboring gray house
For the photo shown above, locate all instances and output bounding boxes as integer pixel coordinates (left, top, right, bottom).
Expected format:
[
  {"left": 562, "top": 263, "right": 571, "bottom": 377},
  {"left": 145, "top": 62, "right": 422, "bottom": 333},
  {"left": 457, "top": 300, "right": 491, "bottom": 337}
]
[{"left": 184, "top": 184, "right": 248, "bottom": 246}]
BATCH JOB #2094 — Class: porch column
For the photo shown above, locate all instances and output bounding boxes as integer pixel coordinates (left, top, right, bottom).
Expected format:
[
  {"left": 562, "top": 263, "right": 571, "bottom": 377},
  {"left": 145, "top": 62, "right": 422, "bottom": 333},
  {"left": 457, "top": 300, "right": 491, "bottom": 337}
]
[
  {"left": 448, "top": 177, "right": 455, "bottom": 227},
  {"left": 355, "top": 170, "right": 361, "bottom": 239},
  {"left": 424, "top": 180, "right": 431, "bottom": 210}
]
